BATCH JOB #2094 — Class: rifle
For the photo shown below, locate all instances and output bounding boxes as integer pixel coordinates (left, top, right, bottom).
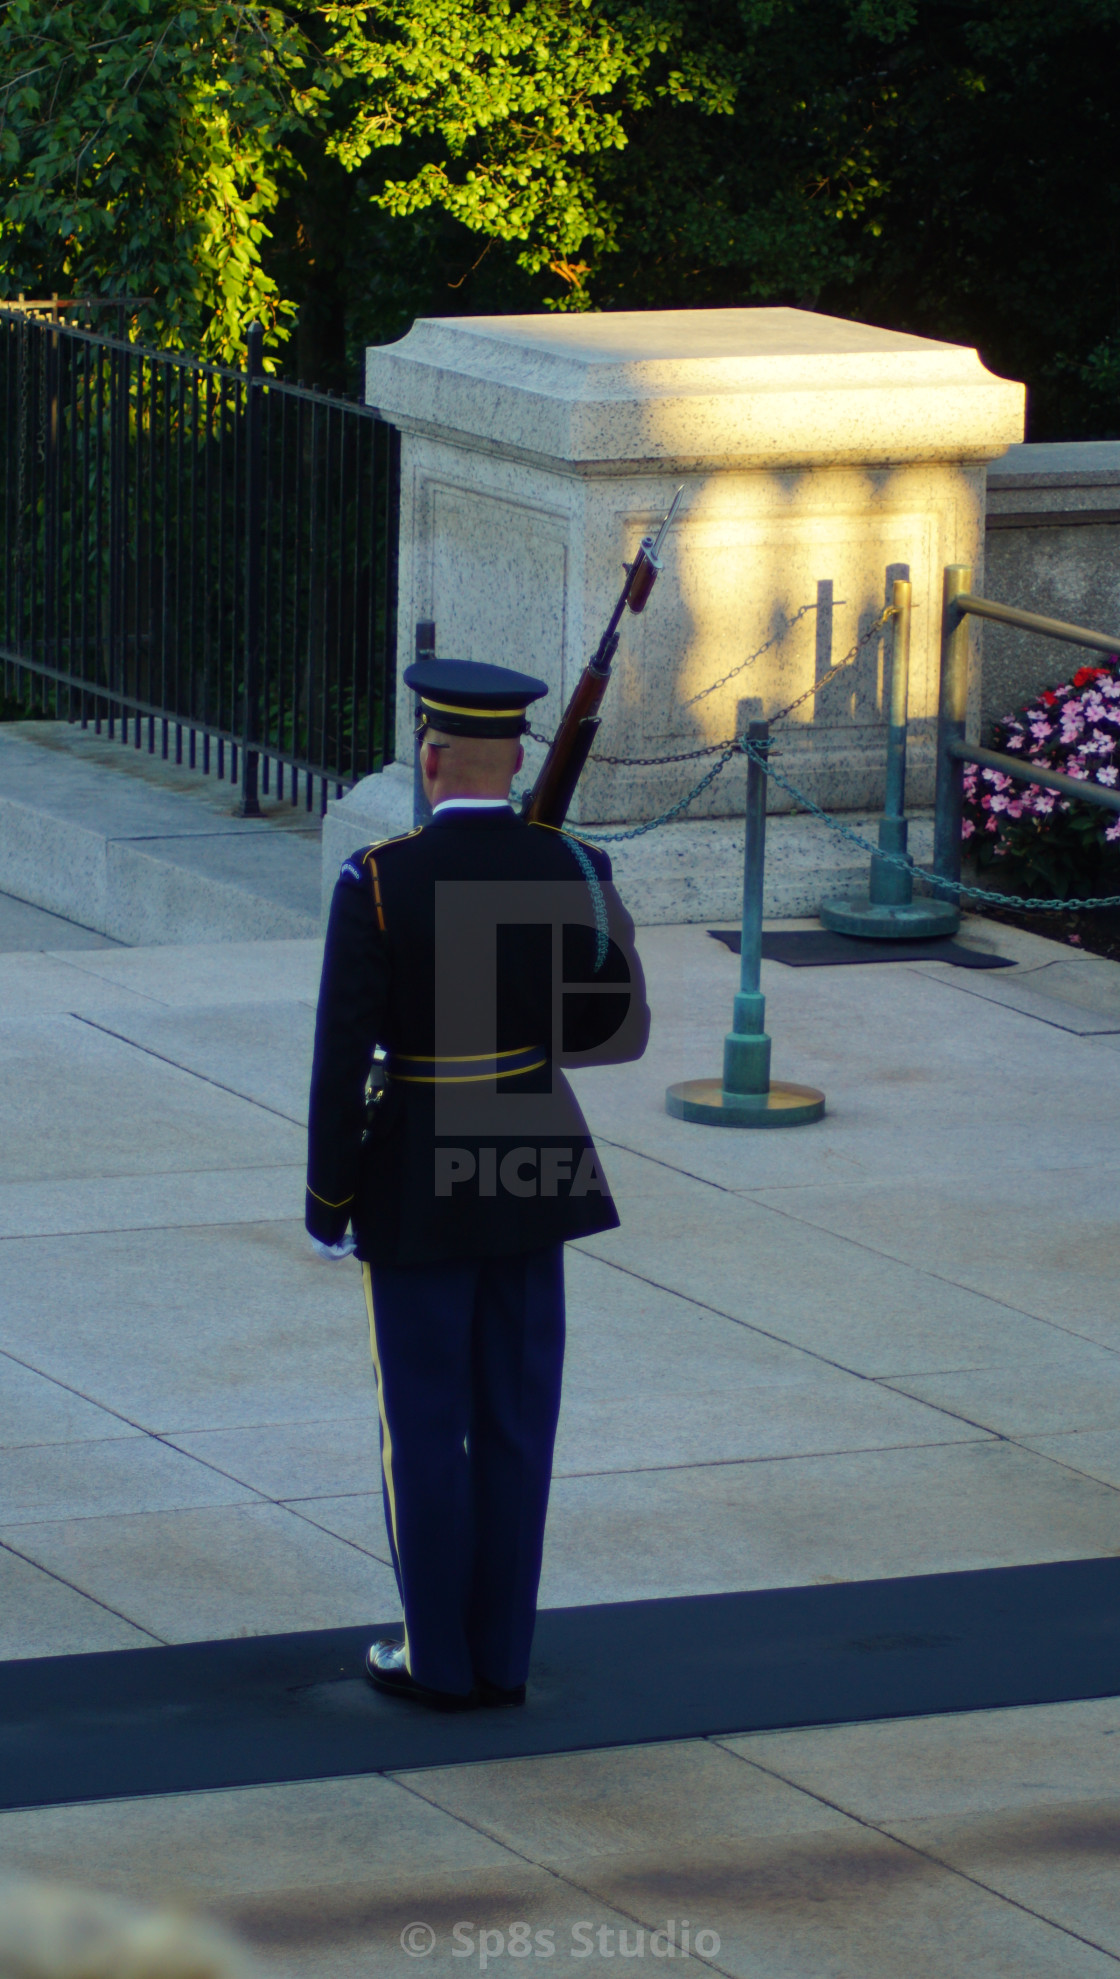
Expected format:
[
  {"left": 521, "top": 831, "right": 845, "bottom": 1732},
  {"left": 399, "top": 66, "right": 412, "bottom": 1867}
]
[{"left": 525, "top": 487, "right": 685, "bottom": 827}]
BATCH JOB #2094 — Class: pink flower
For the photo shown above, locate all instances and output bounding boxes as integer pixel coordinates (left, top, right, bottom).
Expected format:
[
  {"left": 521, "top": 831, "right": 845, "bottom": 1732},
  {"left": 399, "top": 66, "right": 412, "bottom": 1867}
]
[
  {"left": 1096, "top": 765, "right": 1119, "bottom": 786},
  {"left": 1107, "top": 820, "right": 1120, "bottom": 843},
  {"left": 961, "top": 817, "right": 976, "bottom": 839}
]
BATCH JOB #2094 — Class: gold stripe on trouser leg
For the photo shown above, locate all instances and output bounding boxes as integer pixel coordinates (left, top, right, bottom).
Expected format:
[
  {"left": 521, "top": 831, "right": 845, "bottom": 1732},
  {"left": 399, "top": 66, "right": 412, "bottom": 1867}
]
[{"left": 362, "top": 1261, "right": 411, "bottom": 1674}]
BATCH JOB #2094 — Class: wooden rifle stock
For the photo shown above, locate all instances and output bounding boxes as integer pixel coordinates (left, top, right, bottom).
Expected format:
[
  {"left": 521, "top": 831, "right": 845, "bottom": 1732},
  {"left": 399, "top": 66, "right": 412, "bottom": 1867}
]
[
  {"left": 525, "top": 664, "right": 611, "bottom": 827},
  {"left": 525, "top": 487, "right": 683, "bottom": 828}
]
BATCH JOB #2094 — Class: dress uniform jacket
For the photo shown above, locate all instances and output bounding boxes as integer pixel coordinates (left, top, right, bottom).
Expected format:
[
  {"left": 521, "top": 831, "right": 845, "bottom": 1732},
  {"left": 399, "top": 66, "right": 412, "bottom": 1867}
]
[{"left": 306, "top": 806, "right": 649, "bottom": 1266}]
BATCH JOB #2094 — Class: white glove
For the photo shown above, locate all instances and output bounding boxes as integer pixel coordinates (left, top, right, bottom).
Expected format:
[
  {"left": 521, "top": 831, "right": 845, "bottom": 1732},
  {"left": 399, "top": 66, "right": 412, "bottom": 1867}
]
[{"left": 310, "top": 1234, "right": 358, "bottom": 1261}]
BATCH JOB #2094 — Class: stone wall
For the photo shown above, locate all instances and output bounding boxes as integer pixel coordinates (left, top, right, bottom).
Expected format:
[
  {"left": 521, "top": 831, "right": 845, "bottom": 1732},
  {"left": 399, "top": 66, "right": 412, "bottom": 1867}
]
[{"left": 982, "top": 442, "right": 1120, "bottom": 729}]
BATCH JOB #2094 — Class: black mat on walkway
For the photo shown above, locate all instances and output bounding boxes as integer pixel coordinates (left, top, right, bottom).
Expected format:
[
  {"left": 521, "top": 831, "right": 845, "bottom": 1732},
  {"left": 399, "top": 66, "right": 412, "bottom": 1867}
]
[
  {"left": 711, "top": 929, "right": 1016, "bottom": 968},
  {"left": 3, "top": 1559, "right": 1119, "bottom": 1811}
]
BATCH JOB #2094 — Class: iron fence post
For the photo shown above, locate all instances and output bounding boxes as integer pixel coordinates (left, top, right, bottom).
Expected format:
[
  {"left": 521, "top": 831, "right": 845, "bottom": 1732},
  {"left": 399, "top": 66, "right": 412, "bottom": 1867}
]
[
  {"left": 108, "top": 339, "right": 126, "bottom": 737},
  {"left": 238, "top": 321, "right": 264, "bottom": 817},
  {"left": 14, "top": 317, "right": 28, "bottom": 673},
  {"left": 932, "top": 564, "right": 972, "bottom": 894}
]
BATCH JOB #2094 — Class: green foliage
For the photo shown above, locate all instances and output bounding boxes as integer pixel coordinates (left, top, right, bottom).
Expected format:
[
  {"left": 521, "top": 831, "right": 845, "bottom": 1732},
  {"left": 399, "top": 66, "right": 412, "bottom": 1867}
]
[
  {"left": 0, "top": 0, "right": 1117, "bottom": 434},
  {"left": 321, "top": 0, "right": 733, "bottom": 305},
  {"left": 0, "top": 0, "right": 322, "bottom": 361}
]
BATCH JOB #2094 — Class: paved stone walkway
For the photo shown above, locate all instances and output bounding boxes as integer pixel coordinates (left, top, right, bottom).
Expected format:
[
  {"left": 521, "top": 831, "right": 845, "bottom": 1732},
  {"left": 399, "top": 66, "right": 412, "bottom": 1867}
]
[{"left": 1, "top": 894, "right": 1118, "bottom": 1974}]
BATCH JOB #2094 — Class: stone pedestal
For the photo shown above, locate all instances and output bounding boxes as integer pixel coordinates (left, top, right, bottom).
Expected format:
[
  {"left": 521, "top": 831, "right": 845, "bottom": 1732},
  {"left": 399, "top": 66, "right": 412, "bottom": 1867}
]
[{"left": 324, "top": 307, "right": 1023, "bottom": 919}]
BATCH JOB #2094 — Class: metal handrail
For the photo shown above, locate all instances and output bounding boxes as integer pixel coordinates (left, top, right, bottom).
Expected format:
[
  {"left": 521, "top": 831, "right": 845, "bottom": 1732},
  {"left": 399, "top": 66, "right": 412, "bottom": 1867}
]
[
  {"left": 947, "top": 737, "right": 1120, "bottom": 814},
  {"left": 954, "top": 592, "right": 1120, "bottom": 659},
  {"left": 934, "top": 564, "right": 1120, "bottom": 891}
]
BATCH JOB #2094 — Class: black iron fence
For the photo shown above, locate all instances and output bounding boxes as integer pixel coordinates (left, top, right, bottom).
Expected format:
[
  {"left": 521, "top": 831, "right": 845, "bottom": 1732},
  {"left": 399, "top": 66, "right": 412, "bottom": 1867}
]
[{"left": 0, "top": 310, "right": 399, "bottom": 814}]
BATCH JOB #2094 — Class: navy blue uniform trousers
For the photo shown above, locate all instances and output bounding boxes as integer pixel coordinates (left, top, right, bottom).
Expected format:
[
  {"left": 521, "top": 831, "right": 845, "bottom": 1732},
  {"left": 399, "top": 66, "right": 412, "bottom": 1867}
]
[{"left": 362, "top": 1245, "right": 566, "bottom": 1696}]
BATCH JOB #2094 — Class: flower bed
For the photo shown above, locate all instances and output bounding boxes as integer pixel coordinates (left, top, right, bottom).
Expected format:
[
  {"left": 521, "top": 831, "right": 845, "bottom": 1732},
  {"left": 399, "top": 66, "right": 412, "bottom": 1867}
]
[{"left": 963, "top": 657, "right": 1120, "bottom": 903}]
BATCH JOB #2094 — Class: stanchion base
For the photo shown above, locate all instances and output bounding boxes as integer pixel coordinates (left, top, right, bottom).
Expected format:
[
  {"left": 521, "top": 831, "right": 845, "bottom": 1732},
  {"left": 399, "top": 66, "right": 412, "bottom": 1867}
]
[
  {"left": 666, "top": 1079, "right": 825, "bottom": 1128},
  {"left": 818, "top": 896, "right": 960, "bottom": 940}
]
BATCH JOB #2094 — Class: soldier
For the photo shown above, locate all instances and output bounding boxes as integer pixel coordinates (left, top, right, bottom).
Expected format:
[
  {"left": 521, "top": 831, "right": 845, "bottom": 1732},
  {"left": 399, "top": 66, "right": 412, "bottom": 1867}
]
[{"left": 306, "top": 658, "right": 649, "bottom": 1711}]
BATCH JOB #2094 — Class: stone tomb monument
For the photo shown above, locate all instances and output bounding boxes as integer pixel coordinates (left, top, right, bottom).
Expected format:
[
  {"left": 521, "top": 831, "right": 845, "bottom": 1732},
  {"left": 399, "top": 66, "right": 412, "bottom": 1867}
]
[{"left": 323, "top": 308, "right": 1023, "bottom": 921}]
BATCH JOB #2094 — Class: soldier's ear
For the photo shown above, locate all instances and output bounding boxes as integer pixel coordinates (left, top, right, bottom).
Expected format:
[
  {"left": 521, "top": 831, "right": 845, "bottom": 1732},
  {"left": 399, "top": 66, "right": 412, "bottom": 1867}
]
[{"left": 514, "top": 742, "right": 525, "bottom": 775}]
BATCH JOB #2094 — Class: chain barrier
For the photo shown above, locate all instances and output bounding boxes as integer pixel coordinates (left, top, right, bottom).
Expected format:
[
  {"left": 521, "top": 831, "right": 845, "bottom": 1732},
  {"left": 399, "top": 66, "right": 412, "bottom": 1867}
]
[
  {"left": 682, "top": 598, "right": 831, "bottom": 708},
  {"left": 527, "top": 730, "right": 728, "bottom": 767},
  {"left": 526, "top": 601, "right": 886, "bottom": 770},
  {"left": 766, "top": 604, "right": 895, "bottom": 726},
  {"left": 525, "top": 590, "right": 1120, "bottom": 911},
  {"left": 578, "top": 746, "right": 742, "bottom": 844},
  {"left": 742, "top": 739, "right": 1120, "bottom": 914},
  {"left": 565, "top": 604, "right": 896, "bottom": 843}
]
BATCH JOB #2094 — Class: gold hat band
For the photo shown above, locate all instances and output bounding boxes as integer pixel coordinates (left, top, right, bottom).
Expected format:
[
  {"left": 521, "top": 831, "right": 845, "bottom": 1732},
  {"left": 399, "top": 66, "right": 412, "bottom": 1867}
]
[{"left": 420, "top": 695, "right": 529, "bottom": 719}]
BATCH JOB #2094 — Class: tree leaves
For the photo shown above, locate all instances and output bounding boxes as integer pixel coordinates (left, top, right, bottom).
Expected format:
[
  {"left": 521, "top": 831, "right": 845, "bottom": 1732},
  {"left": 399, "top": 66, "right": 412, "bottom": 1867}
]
[
  {"left": 321, "top": 0, "right": 732, "bottom": 301},
  {"left": 0, "top": 0, "right": 323, "bottom": 361},
  {"left": 0, "top": 0, "right": 1117, "bottom": 437}
]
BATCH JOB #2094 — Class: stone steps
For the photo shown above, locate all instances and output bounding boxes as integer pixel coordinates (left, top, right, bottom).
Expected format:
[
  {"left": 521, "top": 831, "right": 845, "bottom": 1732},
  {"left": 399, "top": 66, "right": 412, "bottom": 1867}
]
[{"left": 0, "top": 722, "right": 321, "bottom": 945}]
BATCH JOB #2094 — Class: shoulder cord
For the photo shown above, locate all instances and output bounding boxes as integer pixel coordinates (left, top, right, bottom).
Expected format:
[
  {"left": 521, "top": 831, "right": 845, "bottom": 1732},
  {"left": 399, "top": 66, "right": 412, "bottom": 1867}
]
[{"left": 562, "top": 834, "right": 610, "bottom": 974}]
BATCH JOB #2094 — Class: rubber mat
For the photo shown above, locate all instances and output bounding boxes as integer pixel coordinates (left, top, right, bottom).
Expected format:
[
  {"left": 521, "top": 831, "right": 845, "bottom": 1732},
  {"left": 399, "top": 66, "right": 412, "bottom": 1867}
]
[
  {"left": 3, "top": 1558, "right": 1118, "bottom": 1811},
  {"left": 711, "top": 929, "right": 1016, "bottom": 968}
]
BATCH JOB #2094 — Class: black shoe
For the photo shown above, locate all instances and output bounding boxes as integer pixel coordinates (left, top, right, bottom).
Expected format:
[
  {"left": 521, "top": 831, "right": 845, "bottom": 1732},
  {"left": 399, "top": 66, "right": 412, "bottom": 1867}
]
[
  {"left": 476, "top": 1677, "right": 527, "bottom": 1708},
  {"left": 364, "top": 1640, "right": 476, "bottom": 1712}
]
